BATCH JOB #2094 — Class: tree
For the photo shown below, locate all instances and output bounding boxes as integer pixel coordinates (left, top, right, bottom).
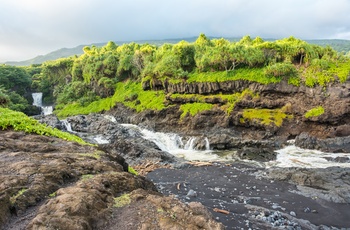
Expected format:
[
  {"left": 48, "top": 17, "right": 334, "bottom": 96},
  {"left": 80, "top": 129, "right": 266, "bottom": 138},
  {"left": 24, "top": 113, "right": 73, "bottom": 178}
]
[{"left": 0, "top": 86, "right": 10, "bottom": 107}]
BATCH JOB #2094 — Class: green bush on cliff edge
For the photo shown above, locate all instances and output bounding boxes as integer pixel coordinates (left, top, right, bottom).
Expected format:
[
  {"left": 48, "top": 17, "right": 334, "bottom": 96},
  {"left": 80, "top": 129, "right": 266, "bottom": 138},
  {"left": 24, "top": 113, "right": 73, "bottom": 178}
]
[{"left": 0, "top": 107, "right": 89, "bottom": 145}]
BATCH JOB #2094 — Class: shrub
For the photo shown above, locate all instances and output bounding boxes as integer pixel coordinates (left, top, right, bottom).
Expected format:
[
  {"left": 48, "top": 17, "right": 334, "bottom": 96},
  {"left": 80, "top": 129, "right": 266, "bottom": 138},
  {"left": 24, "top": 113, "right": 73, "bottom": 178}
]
[{"left": 264, "top": 63, "right": 298, "bottom": 78}]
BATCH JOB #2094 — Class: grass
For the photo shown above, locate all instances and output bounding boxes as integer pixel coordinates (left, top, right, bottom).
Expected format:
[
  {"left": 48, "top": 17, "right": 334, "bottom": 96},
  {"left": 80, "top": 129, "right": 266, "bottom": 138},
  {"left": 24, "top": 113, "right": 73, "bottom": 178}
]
[
  {"left": 179, "top": 102, "right": 213, "bottom": 119},
  {"left": 10, "top": 188, "right": 27, "bottom": 205},
  {"left": 128, "top": 166, "right": 138, "bottom": 175},
  {"left": 112, "top": 81, "right": 167, "bottom": 112},
  {"left": 55, "top": 80, "right": 168, "bottom": 117},
  {"left": 185, "top": 68, "right": 281, "bottom": 84},
  {"left": 302, "top": 59, "right": 350, "bottom": 87},
  {"left": 304, "top": 106, "right": 325, "bottom": 118},
  {"left": 81, "top": 174, "right": 94, "bottom": 181},
  {"left": 0, "top": 107, "right": 89, "bottom": 145},
  {"left": 114, "top": 193, "right": 131, "bottom": 208},
  {"left": 79, "top": 151, "right": 103, "bottom": 160},
  {"left": 172, "top": 89, "right": 258, "bottom": 116},
  {"left": 240, "top": 107, "right": 293, "bottom": 127}
]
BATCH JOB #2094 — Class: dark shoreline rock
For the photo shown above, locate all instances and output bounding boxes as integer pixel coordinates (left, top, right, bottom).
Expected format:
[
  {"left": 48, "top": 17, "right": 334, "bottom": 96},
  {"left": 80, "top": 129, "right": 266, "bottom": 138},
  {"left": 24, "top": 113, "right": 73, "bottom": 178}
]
[{"left": 295, "top": 132, "right": 350, "bottom": 153}]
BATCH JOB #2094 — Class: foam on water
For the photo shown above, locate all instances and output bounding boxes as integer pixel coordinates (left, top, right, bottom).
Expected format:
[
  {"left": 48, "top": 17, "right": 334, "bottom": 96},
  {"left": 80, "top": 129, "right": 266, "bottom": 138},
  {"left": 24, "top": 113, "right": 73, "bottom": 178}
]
[
  {"left": 93, "top": 135, "right": 110, "bottom": 144},
  {"left": 268, "top": 144, "right": 350, "bottom": 168},
  {"left": 121, "top": 123, "right": 218, "bottom": 161}
]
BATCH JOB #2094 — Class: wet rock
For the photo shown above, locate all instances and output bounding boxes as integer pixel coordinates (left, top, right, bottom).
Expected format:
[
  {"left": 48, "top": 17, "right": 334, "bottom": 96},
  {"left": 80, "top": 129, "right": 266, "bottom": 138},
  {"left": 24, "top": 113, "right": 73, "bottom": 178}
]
[
  {"left": 63, "top": 113, "right": 182, "bottom": 165},
  {"left": 33, "top": 114, "right": 65, "bottom": 130},
  {"left": 238, "top": 146, "right": 277, "bottom": 162},
  {"left": 295, "top": 132, "right": 350, "bottom": 153}
]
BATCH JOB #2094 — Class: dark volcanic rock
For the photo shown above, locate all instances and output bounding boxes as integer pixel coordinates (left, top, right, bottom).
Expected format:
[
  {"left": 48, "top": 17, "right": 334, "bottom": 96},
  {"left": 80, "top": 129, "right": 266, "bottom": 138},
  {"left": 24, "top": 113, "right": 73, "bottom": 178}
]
[
  {"left": 33, "top": 114, "right": 65, "bottom": 130},
  {"left": 295, "top": 132, "right": 350, "bottom": 153},
  {"left": 65, "top": 113, "right": 181, "bottom": 166}
]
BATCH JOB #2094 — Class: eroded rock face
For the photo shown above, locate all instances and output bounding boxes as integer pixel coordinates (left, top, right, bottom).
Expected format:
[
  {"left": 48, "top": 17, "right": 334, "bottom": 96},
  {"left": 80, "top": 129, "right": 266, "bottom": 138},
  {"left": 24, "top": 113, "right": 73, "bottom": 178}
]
[
  {"left": 135, "top": 79, "right": 350, "bottom": 152},
  {"left": 0, "top": 130, "right": 222, "bottom": 229}
]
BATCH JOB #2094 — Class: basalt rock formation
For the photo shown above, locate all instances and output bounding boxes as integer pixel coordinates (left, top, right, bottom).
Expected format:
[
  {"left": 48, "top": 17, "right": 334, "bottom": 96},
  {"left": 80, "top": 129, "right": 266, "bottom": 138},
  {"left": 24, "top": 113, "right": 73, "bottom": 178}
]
[{"left": 119, "top": 78, "right": 350, "bottom": 152}]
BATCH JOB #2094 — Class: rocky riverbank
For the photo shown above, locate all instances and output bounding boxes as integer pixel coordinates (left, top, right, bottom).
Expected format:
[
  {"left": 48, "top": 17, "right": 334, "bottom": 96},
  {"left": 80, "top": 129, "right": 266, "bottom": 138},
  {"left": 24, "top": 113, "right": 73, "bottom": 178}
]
[
  {"left": 27, "top": 112, "right": 350, "bottom": 229},
  {"left": 0, "top": 130, "right": 224, "bottom": 229}
]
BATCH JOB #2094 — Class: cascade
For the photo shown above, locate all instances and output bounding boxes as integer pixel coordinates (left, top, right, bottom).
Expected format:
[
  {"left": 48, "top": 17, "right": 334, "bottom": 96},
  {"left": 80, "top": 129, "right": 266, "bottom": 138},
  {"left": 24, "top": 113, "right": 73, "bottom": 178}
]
[
  {"left": 61, "top": 120, "right": 73, "bottom": 132},
  {"left": 205, "top": 137, "right": 210, "bottom": 150},
  {"left": 31, "top": 92, "right": 53, "bottom": 115},
  {"left": 32, "top": 92, "right": 43, "bottom": 107},
  {"left": 184, "top": 137, "right": 196, "bottom": 150},
  {"left": 121, "top": 124, "right": 219, "bottom": 161}
]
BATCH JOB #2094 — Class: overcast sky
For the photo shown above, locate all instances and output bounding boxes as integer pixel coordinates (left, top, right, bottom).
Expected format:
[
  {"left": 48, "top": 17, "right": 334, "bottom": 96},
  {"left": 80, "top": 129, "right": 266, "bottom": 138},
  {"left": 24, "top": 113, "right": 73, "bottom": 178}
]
[{"left": 1, "top": 0, "right": 350, "bottom": 62}]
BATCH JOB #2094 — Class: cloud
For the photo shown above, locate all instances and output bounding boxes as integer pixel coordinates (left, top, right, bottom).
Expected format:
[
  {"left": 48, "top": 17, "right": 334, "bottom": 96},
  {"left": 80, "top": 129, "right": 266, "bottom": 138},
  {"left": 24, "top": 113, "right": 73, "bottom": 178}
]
[{"left": 0, "top": 0, "right": 350, "bottom": 62}]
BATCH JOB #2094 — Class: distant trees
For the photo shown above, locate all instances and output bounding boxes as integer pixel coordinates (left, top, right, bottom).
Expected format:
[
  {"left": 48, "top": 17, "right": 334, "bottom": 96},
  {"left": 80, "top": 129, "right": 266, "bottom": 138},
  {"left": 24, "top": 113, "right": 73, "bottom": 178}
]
[{"left": 0, "top": 65, "right": 32, "bottom": 112}]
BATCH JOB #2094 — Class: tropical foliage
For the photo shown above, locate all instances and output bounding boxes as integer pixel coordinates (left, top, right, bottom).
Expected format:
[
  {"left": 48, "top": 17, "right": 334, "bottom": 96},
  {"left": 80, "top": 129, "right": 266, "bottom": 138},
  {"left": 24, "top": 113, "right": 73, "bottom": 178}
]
[
  {"left": 2, "top": 34, "right": 349, "bottom": 121},
  {"left": 0, "top": 107, "right": 89, "bottom": 145},
  {"left": 0, "top": 65, "right": 39, "bottom": 113}
]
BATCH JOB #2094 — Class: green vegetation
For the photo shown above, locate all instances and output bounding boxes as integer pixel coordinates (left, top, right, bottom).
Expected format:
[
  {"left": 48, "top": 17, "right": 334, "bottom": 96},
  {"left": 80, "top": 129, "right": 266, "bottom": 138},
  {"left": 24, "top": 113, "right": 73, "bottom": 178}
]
[
  {"left": 35, "top": 34, "right": 348, "bottom": 116},
  {"left": 0, "top": 107, "right": 89, "bottom": 145},
  {"left": 128, "top": 166, "right": 138, "bottom": 175},
  {"left": 241, "top": 107, "right": 293, "bottom": 127},
  {"left": 304, "top": 106, "right": 325, "bottom": 118},
  {"left": 2, "top": 34, "right": 349, "bottom": 124},
  {"left": 55, "top": 81, "right": 167, "bottom": 117},
  {"left": 0, "top": 65, "right": 33, "bottom": 112},
  {"left": 10, "top": 188, "right": 27, "bottom": 205},
  {"left": 49, "top": 191, "right": 57, "bottom": 198},
  {"left": 81, "top": 174, "right": 95, "bottom": 181},
  {"left": 171, "top": 89, "right": 257, "bottom": 116},
  {"left": 185, "top": 68, "right": 281, "bottom": 84},
  {"left": 180, "top": 102, "right": 213, "bottom": 119},
  {"left": 79, "top": 151, "right": 103, "bottom": 160},
  {"left": 114, "top": 193, "right": 131, "bottom": 208}
]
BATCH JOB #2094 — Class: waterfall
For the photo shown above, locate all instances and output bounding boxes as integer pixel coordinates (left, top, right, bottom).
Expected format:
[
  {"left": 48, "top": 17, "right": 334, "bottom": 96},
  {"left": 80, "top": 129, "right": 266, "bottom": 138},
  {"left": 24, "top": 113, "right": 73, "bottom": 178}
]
[
  {"left": 32, "top": 92, "right": 53, "bottom": 115},
  {"left": 32, "top": 93, "right": 43, "bottom": 107},
  {"left": 121, "top": 124, "right": 218, "bottom": 161},
  {"left": 61, "top": 120, "right": 73, "bottom": 132},
  {"left": 205, "top": 137, "right": 210, "bottom": 150},
  {"left": 184, "top": 137, "right": 196, "bottom": 150}
]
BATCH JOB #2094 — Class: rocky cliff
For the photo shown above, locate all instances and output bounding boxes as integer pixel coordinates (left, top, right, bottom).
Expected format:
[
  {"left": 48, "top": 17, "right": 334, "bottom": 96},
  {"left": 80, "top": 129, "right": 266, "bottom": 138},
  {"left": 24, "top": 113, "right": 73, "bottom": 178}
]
[{"left": 127, "top": 78, "right": 350, "bottom": 152}]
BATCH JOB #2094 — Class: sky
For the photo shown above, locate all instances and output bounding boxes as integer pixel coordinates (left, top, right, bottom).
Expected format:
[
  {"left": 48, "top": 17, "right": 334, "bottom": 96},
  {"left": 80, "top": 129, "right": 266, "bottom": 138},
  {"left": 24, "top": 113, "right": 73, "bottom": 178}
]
[{"left": 1, "top": 0, "right": 350, "bottom": 62}]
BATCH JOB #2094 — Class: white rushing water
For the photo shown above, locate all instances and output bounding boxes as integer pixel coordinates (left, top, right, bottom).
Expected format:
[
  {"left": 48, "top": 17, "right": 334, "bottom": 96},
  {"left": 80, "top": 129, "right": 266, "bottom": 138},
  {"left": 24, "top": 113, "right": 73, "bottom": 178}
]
[
  {"left": 61, "top": 115, "right": 350, "bottom": 167},
  {"left": 93, "top": 135, "right": 110, "bottom": 144},
  {"left": 267, "top": 143, "right": 350, "bottom": 168},
  {"left": 61, "top": 120, "right": 74, "bottom": 132},
  {"left": 121, "top": 123, "right": 220, "bottom": 161},
  {"left": 32, "top": 92, "right": 53, "bottom": 115},
  {"left": 120, "top": 122, "right": 350, "bottom": 166}
]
